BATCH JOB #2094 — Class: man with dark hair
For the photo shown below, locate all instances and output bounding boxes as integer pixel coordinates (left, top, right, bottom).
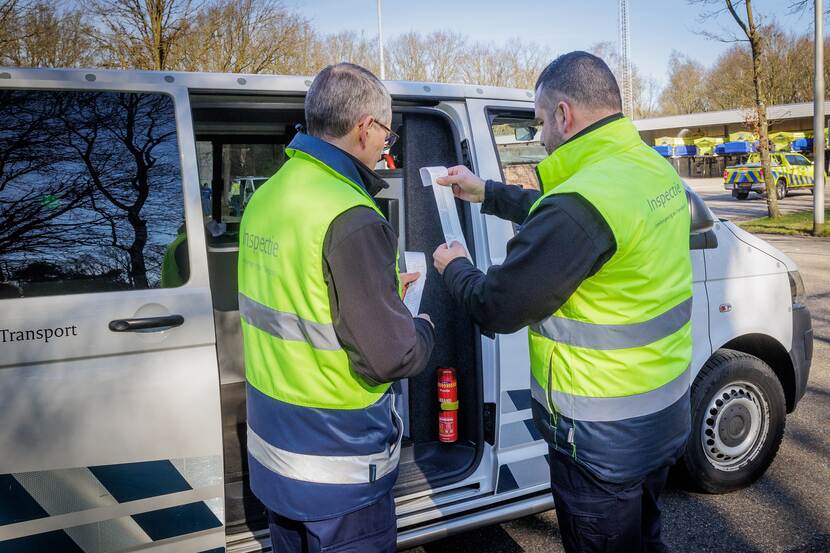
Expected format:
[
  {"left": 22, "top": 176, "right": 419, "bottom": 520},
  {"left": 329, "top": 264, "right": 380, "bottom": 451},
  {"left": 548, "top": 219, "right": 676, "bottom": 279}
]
[
  {"left": 239, "top": 62, "right": 434, "bottom": 552},
  {"left": 433, "top": 51, "right": 692, "bottom": 552}
]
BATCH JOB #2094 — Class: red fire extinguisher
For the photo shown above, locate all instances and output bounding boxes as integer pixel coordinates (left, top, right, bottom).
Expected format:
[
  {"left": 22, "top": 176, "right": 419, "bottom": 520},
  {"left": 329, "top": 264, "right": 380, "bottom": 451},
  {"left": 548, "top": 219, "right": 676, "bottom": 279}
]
[{"left": 438, "top": 368, "right": 458, "bottom": 443}]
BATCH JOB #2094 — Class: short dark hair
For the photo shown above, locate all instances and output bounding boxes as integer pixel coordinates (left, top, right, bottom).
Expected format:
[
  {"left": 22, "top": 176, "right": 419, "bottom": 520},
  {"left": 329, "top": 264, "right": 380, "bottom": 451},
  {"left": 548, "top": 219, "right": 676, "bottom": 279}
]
[
  {"left": 305, "top": 63, "right": 391, "bottom": 138},
  {"left": 535, "top": 51, "right": 622, "bottom": 112}
]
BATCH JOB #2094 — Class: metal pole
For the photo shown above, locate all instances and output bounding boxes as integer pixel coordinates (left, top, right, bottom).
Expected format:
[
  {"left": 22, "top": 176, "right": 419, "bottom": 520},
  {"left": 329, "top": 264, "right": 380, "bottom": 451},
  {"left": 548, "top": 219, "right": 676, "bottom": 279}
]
[
  {"left": 814, "top": 0, "right": 825, "bottom": 234},
  {"left": 377, "top": 0, "right": 385, "bottom": 80}
]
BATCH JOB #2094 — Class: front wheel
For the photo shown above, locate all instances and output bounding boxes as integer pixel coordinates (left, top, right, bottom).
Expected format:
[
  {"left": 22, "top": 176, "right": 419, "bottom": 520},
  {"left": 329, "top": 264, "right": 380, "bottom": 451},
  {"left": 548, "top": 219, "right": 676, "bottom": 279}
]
[{"left": 678, "top": 349, "right": 786, "bottom": 494}]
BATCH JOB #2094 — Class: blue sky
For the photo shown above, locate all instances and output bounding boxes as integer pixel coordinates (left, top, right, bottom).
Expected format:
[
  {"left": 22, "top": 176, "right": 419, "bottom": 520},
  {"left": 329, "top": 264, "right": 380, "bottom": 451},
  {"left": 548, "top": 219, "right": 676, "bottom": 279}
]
[{"left": 286, "top": 0, "right": 824, "bottom": 87}]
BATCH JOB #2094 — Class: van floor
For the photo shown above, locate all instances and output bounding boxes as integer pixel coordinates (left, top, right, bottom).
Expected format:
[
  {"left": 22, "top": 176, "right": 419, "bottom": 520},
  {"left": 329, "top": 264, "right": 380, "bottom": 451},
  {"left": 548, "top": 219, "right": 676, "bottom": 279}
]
[{"left": 220, "top": 382, "right": 475, "bottom": 528}]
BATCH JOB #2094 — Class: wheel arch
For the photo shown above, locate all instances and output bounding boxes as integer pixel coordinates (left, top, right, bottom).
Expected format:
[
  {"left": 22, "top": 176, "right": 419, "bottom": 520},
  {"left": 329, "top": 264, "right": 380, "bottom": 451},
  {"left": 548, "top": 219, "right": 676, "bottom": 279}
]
[{"left": 717, "top": 334, "right": 796, "bottom": 413}]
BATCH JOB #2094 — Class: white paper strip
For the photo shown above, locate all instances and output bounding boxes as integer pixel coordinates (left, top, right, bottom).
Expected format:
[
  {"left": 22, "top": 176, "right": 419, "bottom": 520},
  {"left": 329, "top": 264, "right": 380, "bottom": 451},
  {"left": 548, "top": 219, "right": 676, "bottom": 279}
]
[
  {"left": 419, "top": 166, "right": 470, "bottom": 256},
  {"left": 402, "top": 252, "right": 427, "bottom": 317}
]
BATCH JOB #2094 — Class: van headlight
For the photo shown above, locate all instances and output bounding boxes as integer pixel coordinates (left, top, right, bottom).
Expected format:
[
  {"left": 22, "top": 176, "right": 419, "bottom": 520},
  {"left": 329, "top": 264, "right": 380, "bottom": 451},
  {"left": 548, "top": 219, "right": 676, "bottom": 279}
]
[{"left": 788, "top": 270, "right": 807, "bottom": 307}]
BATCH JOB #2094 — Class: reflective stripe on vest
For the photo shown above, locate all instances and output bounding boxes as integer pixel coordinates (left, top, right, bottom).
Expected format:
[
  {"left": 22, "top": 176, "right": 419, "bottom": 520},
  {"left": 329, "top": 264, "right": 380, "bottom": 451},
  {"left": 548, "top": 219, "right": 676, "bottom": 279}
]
[
  {"left": 247, "top": 423, "right": 401, "bottom": 485},
  {"left": 239, "top": 292, "right": 340, "bottom": 351},
  {"left": 531, "top": 364, "right": 691, "bottom": 422},
  {"left": 530, "top": 297, "right": 692, "bottom": 350}
]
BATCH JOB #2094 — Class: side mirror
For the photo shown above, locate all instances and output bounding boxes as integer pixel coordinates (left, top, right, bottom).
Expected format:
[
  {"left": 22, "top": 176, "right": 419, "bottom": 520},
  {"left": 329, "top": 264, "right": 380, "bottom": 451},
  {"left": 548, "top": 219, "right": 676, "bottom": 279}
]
[
  {"left": 514, "top": 126, "right": 538, "bottom": 141},
  {"left": 684, "top": 184, "right": 717, "bottom": 235}
]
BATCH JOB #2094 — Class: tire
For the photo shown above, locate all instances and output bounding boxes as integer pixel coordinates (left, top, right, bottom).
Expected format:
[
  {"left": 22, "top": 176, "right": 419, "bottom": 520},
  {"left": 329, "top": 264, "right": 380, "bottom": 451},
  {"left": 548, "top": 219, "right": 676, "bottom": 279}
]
[
  {"left": 735, "top": 192, "right": 749, "bottom": 200},
  {"left": 677, "top": 349, "right": 786, "bottom": 494},
  {"left": 776, "top": 179, "right": 787, "bottom": 200}
]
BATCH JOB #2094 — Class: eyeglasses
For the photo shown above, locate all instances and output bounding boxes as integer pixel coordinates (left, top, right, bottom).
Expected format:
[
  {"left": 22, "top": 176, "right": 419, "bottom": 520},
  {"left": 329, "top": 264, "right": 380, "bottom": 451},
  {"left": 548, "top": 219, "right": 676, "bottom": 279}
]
[{"left": 372, "top": 119, "right": 399, "bottom": 149}]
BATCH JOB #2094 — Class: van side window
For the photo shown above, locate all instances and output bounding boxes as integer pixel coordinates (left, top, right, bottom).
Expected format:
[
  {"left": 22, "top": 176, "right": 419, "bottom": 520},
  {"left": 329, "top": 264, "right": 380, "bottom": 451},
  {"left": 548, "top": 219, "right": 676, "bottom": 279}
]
[
  {"left": 0, "top": 89, "right": 187, "bottom": 299},
  {"left": 489, "top": 112, "right": 546, "bottom": 190}
]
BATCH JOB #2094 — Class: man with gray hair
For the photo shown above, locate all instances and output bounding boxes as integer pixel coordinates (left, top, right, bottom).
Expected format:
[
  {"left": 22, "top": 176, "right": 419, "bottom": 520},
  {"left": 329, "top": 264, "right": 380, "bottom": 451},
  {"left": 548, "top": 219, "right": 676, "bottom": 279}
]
[
  {"left": 238, "top": 62, "right": 434, "bottom": 552},
  {"left": 433, "top": 51, "right": 692, "bottom": 552}
]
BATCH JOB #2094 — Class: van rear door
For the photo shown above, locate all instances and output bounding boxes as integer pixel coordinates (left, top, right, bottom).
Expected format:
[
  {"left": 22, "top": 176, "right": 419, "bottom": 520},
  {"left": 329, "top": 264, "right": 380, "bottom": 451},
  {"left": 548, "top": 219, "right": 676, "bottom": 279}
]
[{"left": 0, "top": 74, "right": 225, "bottom": 551}]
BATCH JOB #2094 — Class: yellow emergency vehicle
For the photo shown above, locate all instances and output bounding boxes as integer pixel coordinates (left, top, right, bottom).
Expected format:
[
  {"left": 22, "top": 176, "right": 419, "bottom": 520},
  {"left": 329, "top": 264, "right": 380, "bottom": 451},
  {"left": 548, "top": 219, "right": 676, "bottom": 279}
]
[{"left": 723, "top": 152, "right": 821, "bottom": 200}]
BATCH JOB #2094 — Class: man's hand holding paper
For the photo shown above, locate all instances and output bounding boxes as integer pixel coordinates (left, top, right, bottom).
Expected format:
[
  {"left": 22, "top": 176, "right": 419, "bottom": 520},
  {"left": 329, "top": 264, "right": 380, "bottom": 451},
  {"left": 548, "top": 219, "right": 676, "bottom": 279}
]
[
  {"left": 435, "top": 165, "right": 485, "bottom": 203},
  {"left": 432, "top": 241, "right": 467, "bottom": 275}
]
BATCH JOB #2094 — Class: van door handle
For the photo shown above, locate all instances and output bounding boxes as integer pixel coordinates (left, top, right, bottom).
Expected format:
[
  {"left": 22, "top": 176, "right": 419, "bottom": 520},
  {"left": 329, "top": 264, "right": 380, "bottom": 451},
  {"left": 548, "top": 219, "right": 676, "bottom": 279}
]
[{"left": 108, "top": 315, "right": 185, "bottom": 332}]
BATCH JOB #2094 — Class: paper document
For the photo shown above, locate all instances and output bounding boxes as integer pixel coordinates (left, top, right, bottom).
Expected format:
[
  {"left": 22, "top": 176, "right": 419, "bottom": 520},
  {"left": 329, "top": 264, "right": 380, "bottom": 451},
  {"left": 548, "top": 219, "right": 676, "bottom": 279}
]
[
  {"left": 402, "top": 252, "right": 427, "bottom": 316},
  {"left": 419, "top": 166, "right": 470, "bottom": 256}
]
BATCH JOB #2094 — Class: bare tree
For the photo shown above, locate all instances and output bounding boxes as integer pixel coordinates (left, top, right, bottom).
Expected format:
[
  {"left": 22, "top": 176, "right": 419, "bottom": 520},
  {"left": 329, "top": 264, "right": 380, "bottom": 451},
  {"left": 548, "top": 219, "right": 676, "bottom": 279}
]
[
  {"left": 93, "top": 0, "right": 196, "bottom": 70},
  {"left": 590, "top": 41, "right": 658, "bottom": 119},
  {"left": 1, "top": 2, "right": 97, "bottom": 68},
  {"left": 460, "top": 43, "right": 515, "bottom": 87},
  {"left": 306, "top": 30, "right": 379, "bottom": 75},
  {"left": 692, "top": 0, "right": 780, "bottom": 218},
  {"left": 387, "top": 32, "right": 428, "bottom": 81},
  {"left": 659, "top": 50, "right": 710, "bottom": 115},
  {"left": 178, "top": 0, "right": 312, "bottom": 74},
  {"left": 704, "top": 45, "right": 753, "bottom": 110},
  {"left": 0, "top": 0, "right": 25, "bottom": 51},
  {"left": 788, "top": 0, "right": 830, "bottom": 14}
]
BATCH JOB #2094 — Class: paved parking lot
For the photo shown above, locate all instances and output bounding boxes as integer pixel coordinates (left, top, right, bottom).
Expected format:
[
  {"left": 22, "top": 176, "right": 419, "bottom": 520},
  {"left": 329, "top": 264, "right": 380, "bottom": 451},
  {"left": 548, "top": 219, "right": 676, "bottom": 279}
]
[
  {"left": 404, "top": 181, "right": 830, "bottom": 553},
  {"left": 688, "top": 177, "right": 827, "bottom": 222}
]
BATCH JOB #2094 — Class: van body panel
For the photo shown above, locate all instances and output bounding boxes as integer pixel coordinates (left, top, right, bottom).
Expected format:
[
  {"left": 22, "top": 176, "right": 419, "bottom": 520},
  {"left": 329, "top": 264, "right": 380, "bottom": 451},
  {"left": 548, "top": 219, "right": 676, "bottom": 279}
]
[
  {"left": 0, "top": 73, "right": 226, "bottom": 550},
  {"left": 0, "top": 68, "right": 811, "bottom": 551},
  {"left": 704, "top": 223, "right": 793, "bottom": 355}
]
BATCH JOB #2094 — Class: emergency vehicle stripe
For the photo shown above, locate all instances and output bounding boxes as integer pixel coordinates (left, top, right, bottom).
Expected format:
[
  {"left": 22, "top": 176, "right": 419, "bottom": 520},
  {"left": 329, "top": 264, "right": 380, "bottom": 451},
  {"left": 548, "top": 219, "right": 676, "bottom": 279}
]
[
  {"left": 131, "top": 502, "right": 222, "bottom": 541},
  {"left": 501, "top": 389, "right": 532, "bottom": 413},
  {"left": 530, "top": 364, "right": 691, "bottom": 422},
  {"left": 247, "top": 425, "right": 400, "bottom": 485},
  {"left": 238, "top": 293, "right": 340, "bottom": 351},
  {"left": 496, "top": 455, "right": 551, "bottom": 494},
  {"left": 499, "top": 420, "right": 543, "bottom": 449},
  {"left": 1, "top": 460, "right": 223, "bottom": 548},
  {"left": 0, "top": 474, "right": 48, "bottom": 526},
  {"left": 530, "top": 297, "right": 692, "bottom": 350},
  {"left": 0, "top": 530, "right": 83, "bottom": 552},
  {"left": 90, "top": 461, "right": 192, "bottom": 503}
]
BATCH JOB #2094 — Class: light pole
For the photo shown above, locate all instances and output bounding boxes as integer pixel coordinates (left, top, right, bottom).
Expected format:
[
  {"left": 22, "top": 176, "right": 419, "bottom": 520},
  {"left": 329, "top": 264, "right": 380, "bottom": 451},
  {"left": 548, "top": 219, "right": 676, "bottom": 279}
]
[
  {"left": 814, "top": 0, "right": 825, "bottom": 235},
  {"left": 377, "top": 0, "right": 385, "bottom": 80}
]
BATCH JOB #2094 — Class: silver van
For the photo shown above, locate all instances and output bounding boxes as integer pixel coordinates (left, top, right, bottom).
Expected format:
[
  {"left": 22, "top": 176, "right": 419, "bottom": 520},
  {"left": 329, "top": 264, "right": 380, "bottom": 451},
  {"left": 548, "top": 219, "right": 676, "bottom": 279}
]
[{"left": 0, "top": 68, "right": 812, "bottom": 552}]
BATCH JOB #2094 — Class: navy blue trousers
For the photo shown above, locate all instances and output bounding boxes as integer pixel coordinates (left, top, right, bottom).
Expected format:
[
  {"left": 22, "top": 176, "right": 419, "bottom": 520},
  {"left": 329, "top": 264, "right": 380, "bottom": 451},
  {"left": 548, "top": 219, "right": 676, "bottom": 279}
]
[
  {"left": 267, "top": 491, "right": 397, "bottom": 552},
  {"left": 549, "top": 447, "right": 671, "bottom": 553}
]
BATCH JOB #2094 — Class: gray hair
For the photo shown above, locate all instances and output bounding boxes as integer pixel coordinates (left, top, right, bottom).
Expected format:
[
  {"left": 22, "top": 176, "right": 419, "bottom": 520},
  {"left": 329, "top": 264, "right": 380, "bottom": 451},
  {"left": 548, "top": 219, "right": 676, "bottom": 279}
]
[
  {"left": 535, "top": 51, "right": 622, "bottom": 113},
  {"left": 305, "top": 63, "right": 391, "bottom": 138}
]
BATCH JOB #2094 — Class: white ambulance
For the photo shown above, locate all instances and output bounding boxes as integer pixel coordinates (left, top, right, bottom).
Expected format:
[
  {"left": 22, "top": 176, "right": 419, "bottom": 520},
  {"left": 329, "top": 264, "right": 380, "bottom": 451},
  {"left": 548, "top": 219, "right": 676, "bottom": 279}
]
[{"left": 0, "top": 68, "right": 812, "bottom": 552}]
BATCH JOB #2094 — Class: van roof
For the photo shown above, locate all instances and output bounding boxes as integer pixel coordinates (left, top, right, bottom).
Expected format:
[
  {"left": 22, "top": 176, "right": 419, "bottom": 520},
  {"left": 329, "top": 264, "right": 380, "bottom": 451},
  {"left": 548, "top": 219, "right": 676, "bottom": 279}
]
[{"left": 0, "top": 67, "right": 536, "bottom": 103}]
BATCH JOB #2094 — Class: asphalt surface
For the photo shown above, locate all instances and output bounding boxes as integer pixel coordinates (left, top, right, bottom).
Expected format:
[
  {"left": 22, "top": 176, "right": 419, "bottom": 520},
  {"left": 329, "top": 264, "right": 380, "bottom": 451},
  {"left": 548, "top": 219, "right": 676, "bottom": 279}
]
[
  {"left": 687, "top": 177, "right": 829, "bottom": 222},
  {"left": 403, "top": 179, "right": 830, "bottom": 553}
]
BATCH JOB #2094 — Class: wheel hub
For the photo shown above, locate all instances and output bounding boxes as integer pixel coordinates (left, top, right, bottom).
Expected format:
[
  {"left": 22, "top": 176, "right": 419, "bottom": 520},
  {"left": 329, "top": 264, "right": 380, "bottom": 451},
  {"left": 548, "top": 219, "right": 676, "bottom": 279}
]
[{"left": 701, "top": 382, "right": 769, "bottom": 471}]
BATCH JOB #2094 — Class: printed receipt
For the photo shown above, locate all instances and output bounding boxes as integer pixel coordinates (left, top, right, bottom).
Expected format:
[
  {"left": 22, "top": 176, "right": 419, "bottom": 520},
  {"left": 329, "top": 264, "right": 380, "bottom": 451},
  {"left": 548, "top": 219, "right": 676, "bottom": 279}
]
[
  {"left": 402, "top": 251, "right": 427, "bottom": 316},
  {"left": 419, "top": 166, "right": 470, "bottom": 257}
]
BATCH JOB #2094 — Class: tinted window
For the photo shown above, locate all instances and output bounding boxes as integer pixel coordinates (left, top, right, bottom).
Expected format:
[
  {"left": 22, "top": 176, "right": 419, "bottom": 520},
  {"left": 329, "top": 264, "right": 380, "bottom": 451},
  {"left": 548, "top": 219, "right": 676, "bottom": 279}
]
[{"left": 0, "top": 89, "right": 186, "bottom": 298}]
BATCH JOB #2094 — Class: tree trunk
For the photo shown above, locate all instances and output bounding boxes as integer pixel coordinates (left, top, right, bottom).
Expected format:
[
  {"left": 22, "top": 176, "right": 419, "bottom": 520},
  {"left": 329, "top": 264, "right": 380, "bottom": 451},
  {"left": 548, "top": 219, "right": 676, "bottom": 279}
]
[{"left": 746, "top": 0, "right": 781, "bottom": 218}]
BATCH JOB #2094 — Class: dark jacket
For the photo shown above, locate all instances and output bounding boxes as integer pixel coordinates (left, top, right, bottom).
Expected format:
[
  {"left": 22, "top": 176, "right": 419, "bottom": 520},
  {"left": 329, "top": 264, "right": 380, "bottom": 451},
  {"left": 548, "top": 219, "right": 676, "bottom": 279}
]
[
  {"left": 295, "top": 136, "right": 435, "bottom": 384},
  {"left": 442, "top": 117, "right": 621, "bottom": 334}
]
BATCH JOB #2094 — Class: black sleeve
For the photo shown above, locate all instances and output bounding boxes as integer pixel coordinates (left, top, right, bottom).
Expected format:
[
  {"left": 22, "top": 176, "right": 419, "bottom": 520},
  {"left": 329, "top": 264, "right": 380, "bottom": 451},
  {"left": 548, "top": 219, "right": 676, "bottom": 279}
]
[
  {"left": 442, "top": 193, "right": 616, "bottom": 334},
  {"left": 480, "top": 179, "right": 543, "bottom": 225},
  {"left": 323, "top": 206, "right": 435, "bottom": 384}
]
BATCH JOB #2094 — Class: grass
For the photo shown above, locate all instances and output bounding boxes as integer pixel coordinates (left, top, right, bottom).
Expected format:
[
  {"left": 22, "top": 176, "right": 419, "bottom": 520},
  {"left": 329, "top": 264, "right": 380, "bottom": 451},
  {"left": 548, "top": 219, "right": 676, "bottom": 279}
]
[{"left": 738, "top": 209, "right": 830, "bottom": 237}]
